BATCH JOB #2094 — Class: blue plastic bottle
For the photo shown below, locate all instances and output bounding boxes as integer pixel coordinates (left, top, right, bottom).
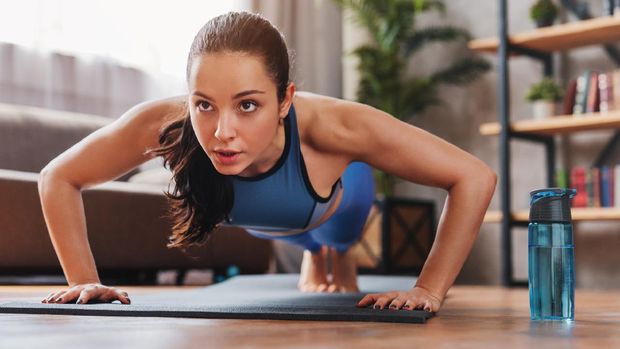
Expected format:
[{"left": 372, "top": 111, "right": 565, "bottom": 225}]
[{"left": 528, "top": 188, "right": 576, "bottom": 321}]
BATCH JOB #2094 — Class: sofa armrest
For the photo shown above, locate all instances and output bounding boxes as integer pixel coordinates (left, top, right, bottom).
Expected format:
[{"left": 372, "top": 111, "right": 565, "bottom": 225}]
[{"left": 0, "top": 169, "right": 273, "bottom": 275}]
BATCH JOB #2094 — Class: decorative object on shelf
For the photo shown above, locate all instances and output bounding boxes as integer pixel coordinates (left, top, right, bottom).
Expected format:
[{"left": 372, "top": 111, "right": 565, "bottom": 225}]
[
  {"left": 526, "top": 77, "right": 564, "bottom": 119},
  {"left": 530, "top": 0, "right": 559, "bottom": 27},
  {"left": 333, "top": 0, "right": 490, "bottom": 196}
]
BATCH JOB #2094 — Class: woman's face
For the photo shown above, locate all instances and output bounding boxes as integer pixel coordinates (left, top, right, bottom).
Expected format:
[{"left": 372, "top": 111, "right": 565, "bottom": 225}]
[{"left": 187, "top": 51, "right": 292, "bottom": 176}]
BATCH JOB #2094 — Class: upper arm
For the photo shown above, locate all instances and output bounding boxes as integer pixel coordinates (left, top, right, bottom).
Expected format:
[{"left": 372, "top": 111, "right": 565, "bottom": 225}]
[
  {"left": 41, "top": 95, "right": 187, "bottom": 190},
  {"left": 317, "top": 100, "right": 495, "bottom": 190}
]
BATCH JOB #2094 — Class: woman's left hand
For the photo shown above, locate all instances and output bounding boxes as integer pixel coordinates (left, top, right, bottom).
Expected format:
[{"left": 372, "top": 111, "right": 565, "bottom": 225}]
[{"left": 356, "top": 286, "right": 443, "bottom": 312}]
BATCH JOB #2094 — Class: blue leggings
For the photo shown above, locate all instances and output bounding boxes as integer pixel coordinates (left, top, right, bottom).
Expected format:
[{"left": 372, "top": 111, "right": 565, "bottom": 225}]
[{"left": 245, "top": 162, "right": 375, "bottom": 253}]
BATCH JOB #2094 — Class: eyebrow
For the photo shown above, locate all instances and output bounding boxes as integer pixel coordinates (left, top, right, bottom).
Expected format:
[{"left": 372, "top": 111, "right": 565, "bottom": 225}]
[{"left": 191, "top": 89, "right": 266, "bottom": 101}]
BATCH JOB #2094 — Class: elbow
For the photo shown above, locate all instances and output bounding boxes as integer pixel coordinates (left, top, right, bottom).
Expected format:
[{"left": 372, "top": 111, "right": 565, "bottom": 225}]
[
  {"left": 38, "top": 167, "right": 55, "bottom": 193},
  {"left": 478, "top": 165, "right": 497, "bottom": 198}
]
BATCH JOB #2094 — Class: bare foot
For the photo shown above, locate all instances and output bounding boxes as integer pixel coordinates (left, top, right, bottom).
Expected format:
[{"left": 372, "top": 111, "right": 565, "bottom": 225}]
[
  {"left": 297, "top": 246, "right": 330, "bottom": 292},
  {"left": 327, "top": 247, "right": 359, "bottom": 293}
]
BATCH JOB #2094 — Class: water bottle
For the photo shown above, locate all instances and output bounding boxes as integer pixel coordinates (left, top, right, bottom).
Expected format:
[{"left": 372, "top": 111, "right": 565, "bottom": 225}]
[{"left": 528, "top": 188, "right": 576, "bottom": 321}]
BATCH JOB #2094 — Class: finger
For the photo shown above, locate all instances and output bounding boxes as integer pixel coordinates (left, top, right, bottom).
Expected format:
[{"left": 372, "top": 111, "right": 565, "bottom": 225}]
[
  {"left": 403, "top": 300, "right": 415, "bottom": 310},
  {"left": 388, "top": 297, "right": 406, "bottom": 310},
  {"left": 42, "top": 292, "right": 55, "bottom": 303},
  {"left": 49, "top": 291, "right": 66, "bottom": 303},
  {"left": 53, "top": 290, "right": 72, "bottom": 304},
  {"left": 423, "top": 300, "right": 433, "bottom": 312},
  {"left": 76, "top": 289, "right": 93, "bottom": 305},
  {"left": 373, "top": 295, "right": 398, "bottom": 310},
  {"left": 117, "top": 293, "right": 131, "bottom": 305},
  {"left": 356, "top": 294, "right": 379, "bottom": 307}
]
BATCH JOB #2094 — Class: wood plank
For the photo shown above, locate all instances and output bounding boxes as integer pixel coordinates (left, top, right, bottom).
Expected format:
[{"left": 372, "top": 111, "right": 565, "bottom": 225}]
[
  {"left": 479, "top": 110, "right": 620, "bottom": 136},
  {"left": 469, "top": 16, "right": 620, "bottom": 54},
  {"left": 484, "top": 207, "right": 620, "bottom": 223},
  {"left": 1, "top": 285, "right": 620, "bottom": 348}
]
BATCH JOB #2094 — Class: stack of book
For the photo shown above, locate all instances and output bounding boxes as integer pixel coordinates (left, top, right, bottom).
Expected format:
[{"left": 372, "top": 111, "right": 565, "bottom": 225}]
[
  {"left": 555, "top": 166, "right": 620, "bottom": 208},
  {"left": 563, "top": 69, "right": 620, "bottom": 115}
]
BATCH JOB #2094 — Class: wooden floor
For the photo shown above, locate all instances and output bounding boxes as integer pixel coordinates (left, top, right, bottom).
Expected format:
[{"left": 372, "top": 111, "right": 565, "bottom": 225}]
[{"left": 1, "top": 284, "right": 619, "bottom": 348}]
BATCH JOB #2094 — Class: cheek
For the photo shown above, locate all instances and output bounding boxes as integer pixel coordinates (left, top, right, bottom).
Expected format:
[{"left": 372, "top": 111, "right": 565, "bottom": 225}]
[{"left": 190, "top": 116, "right": 214, "bottom": 147}]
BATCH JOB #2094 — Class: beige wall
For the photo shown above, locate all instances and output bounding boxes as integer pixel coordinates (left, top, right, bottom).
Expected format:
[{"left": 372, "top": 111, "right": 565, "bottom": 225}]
[{"left": 342, "top": 0, "right": 620, "bottom": 288}]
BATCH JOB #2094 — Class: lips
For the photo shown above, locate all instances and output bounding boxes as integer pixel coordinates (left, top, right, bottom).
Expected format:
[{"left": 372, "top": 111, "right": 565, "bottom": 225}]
[
  {"left": 213, "top": 149, "right": 241, "bottom": 165},
  {"left": 214, "top": 148, "right": 240, "bottom": 155}
]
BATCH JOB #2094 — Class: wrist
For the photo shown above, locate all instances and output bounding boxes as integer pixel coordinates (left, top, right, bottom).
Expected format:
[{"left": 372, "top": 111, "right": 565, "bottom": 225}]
[
  {"left": 413, "top": 283, "right": 444, "bottom": 303},
  {"left": 68, "top": 279, "right": 100, "bottom": 287}
]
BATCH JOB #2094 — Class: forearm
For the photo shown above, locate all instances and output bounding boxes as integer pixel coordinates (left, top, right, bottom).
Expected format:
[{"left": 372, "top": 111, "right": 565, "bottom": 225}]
[
  {"left": 414, "top": 171, "right": 496, "bottom": 301},
  {"left": 38, "top": 173, "right": 101, "bottom": 286}
]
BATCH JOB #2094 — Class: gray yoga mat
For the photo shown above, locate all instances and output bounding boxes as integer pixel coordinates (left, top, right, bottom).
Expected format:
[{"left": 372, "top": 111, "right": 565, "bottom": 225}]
[{"left": 0, "top": 274, "right": 435, "bottom": 323}]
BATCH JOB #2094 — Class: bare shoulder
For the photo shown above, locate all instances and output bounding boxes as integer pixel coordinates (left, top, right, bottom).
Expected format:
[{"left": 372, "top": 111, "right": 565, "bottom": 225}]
[
  {"left": 296, "top": 92, "right": 495, "bottom": 190},
  {"left": 120, "top": 94, "right": 188, "bottom": 150},
  {"left": 293, "top": 91, "right": 374, "bottom": 162},
  {"left": 292, "top": 91, "right": 348, "bottom": 149},
  {"left": 131, "top": 94, "right": 187, "bottom": 132}
]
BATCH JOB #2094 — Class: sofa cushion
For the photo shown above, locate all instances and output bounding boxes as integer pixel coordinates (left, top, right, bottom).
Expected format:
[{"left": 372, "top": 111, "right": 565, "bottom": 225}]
[{"left": 0, "top": 103, "right": 138, "bottom": 181}]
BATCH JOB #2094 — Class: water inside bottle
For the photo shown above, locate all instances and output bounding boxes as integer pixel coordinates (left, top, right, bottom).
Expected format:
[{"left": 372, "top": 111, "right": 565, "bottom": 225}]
[{"left": 528, "top": 223, "right": 575, "bottom": 321}]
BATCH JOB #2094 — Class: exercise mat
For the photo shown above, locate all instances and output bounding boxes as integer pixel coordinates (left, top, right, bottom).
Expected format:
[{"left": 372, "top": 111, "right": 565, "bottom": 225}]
[{"left": 0, "top": 274, "right": 435, "bottom": 323}]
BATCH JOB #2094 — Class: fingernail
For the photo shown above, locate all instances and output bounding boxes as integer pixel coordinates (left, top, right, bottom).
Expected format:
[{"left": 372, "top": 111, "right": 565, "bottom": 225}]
[
  {"left": 76, "top": 299, "right": 82, "bottom": 304},
  {"left": 389, "top": 305, "right": 397, "bottom": 310},
  {"left": 126, "top": 298, "right": 131, "bottom": 304},
  {"left": 373, "top": 305, "right": 379, "bottom": 309}
]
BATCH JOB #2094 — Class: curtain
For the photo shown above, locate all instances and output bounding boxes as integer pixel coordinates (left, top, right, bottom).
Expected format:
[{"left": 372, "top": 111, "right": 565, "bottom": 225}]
[
  {"left": 0, "top": 42, "right": 188, "bottom": 119},
  {"left": 250, "top": 0, "right": 343, "bottom": 98}
]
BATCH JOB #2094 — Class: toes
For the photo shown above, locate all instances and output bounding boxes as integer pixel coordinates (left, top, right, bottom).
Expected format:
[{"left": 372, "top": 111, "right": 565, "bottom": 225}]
[{"left": 316, "top": 283, "right": 329, "bottom": 292}]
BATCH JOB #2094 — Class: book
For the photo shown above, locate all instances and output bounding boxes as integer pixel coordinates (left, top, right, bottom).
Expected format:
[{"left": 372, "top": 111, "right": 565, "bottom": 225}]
[
  {"left": 599, "top": 72, "right": 613, "bottom": 113},
  {"left": 571, "top": 167, "right": 587, "bottom": 207},
  {"left": 563, "top": 78, "right": 578, "bottom": 115},
  {"left": 611, "top": 165, "right": 615, "bottom": 207},
  {"left": 573, "top": 71, "right": 590, "bottom": 115},
  {"left": 586, "top": 71, "right": 600, "bottom": 113},
  {"left": 601, "top": 166, "right": 612, "bottom": 207},
  {"left": 591, "top": 167, "right": 601, "bottom": 207},
  {"left": 612, "top": 69, "right": 620, "bottom": 111}
]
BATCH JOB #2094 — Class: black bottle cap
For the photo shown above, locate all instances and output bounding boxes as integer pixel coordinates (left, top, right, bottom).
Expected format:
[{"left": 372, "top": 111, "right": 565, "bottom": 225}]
[{"left": 529, "top": 188, "right": 576, "bottom": 223}]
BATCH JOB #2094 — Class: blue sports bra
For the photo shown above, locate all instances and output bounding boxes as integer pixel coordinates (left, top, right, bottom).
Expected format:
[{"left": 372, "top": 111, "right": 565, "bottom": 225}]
[{"left": 220, "top": 103, "right": 343, "bottom": 233}]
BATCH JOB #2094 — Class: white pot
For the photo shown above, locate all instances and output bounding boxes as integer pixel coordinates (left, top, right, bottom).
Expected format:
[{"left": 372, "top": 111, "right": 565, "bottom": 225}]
[{"left": 532, "top": 100, "right": 556, "bottom": 119}]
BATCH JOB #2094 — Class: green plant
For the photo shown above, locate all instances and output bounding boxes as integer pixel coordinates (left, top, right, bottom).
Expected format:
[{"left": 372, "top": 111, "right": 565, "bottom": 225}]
[
  {"left": 526, "top": 78, "right": 564, "bottom": 102},
  {"left": 333, "top": 0, "right": 490, "bottom": 196},
  {"left": 529, "top": 0, "right": 558, "bottom": 26}
]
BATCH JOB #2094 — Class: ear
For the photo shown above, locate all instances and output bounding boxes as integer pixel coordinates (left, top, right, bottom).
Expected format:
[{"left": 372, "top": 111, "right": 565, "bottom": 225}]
[{"left": 279, "top": 82, "right": 296, "bottom": 118}]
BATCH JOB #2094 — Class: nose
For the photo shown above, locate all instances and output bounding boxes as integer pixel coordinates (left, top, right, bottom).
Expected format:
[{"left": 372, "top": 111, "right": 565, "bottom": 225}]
[{"left": 214, "top": 113, "right": 236, "bottom": 141}]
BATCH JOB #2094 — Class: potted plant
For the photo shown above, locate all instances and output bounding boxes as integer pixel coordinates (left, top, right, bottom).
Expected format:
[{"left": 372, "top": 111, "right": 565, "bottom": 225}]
[
  {"left": 530, "top": 0, "right": 559, "bottom": 28},
  {"left": 333, "top": 0, "right": 490, "bottom": 273},
  {"left": 333, "top": 0, "right": 490, "bottom": 197},
  {"left": 526, "top": 77, "right": 564, "bottom": 119}
]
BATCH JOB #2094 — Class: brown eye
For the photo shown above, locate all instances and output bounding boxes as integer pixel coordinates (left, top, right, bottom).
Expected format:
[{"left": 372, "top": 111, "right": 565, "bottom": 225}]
[
  {"left": 240, "top": 100, "right": 258, "bottom": 113},
  {"left": 197, "top": 101, "right": 213, "bottom": 112}
]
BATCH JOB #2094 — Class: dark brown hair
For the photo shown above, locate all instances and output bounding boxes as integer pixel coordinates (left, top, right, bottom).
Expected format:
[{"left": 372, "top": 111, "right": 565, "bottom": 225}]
[{"left": 146, "top": 11, "right": 293, "bottom": 252}]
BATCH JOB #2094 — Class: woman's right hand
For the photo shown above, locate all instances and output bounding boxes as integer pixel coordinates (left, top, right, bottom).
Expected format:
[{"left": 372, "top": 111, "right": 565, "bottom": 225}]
[{"left": 41, "top": 283, "right": 131, "bottom": 305}]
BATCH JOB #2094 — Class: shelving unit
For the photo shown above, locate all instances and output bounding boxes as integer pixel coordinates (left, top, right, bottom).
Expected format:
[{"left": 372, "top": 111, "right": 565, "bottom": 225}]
[{"left": 469, "top": 3, "right": 620, "bottom": 287}]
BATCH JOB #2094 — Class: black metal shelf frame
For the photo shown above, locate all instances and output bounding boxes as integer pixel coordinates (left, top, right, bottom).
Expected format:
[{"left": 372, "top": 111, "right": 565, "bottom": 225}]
[{"left": 496, "top": 0, "right": 620, "bottom": 287}]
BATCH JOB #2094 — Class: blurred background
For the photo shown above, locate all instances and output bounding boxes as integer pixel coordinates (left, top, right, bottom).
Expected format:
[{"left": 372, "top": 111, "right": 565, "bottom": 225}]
[{"left": 1, "top": 0, "right": 619, "bottom": 289}]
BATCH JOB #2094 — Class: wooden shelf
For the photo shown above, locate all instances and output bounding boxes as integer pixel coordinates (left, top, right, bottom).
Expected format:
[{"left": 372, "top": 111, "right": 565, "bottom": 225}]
[
  {"left": 479, "top": 110, "right": 620, "bottom": 136},
  {"left": 484, "top": 207, "right": 620, "bottom": 223},
  {"left": 469, "top": 16, "right": 620, "bottom": 54}
]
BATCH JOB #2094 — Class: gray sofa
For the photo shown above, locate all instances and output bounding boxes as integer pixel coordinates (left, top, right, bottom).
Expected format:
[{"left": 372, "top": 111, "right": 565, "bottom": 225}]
[{"left": 0, "top": 103, "right": 273, "bottom": 284}]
